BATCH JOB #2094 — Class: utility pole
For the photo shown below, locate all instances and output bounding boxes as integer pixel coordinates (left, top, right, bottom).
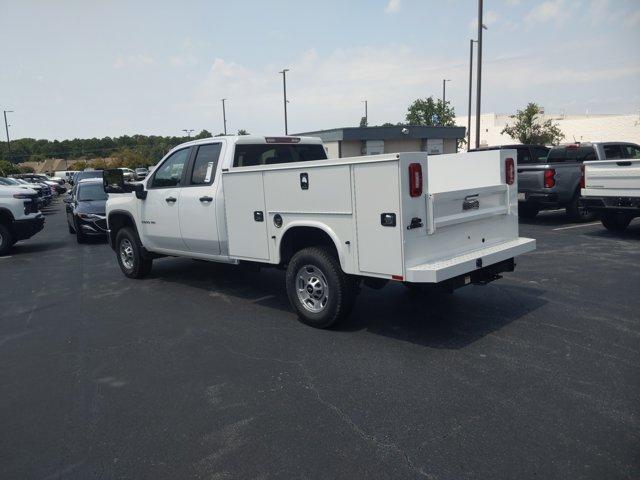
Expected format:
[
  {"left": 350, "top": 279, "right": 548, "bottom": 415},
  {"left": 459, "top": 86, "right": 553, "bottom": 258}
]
[
  {"left": 442, "top": 79, "right": 451, "bottom": 106},
  {"left": 362, "top": 100, "right": 368, "bottom": 126},
  {"left": 4, "top": 110, "right": 13, "bottom": 153},
  {"left": 475, "top": 0, "right": 484, "bottom": 149},
  {"left": 182, "top": 129, "right": 194, "bottom": 138},
  {"left": 221, "top": 99, "right": 227, "bottom": 135},
  {"left": 467, "top": 39, "right": 477, "bottom": 149},
  {"left": 279, "top": 69, "right": 289, "bottom": 135}
]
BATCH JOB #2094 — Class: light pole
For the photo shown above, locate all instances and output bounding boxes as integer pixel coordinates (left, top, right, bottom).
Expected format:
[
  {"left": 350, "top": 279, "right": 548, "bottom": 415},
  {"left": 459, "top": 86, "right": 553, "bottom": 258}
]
[
  {"left": 467, "top": 39, "right": 477, "bottom": 149},
  {"left": 362, "top": 100, "right": 368, "bottom": 126},
  {"left": 221, "top": 99, "right": 227, "bottom": 135},
  {"left": 442, "top": 79, "right": 451, "bottom": 107},
  {"left": 182, "top": 129, "right": 194, "bottom": 138},
  {"left": 279, "top": 69, "right": 289, "bottom": 135},
  {"left": 3, "top": 110, "right": 13, "bottom": 153},
  {"left": 475, "top": 0, "right": 485, "bottom": 149}
]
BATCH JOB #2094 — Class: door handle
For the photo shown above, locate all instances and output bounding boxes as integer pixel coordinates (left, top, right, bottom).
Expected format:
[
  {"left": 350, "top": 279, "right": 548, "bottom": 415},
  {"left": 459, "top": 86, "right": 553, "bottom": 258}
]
[
  {"left": 165, "top": 196, "right": 177, "bottom": 203},
  {"left": 199, "top": 196, "right": 213, "bottom": 202}
]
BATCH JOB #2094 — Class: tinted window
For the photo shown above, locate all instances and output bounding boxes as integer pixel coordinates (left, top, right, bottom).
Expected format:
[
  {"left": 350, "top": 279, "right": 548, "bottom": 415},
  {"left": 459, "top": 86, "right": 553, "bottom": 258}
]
[
  {"left": 234, "top": 144, "right": 327, "bottom": 167},
  {"left": 77, "top": 183, "right": 107, "bottom": 201},
  {"left": 516, "top": 147, "right": 532, "bottom": 165},
  {"left": 532, "top": 146, "right": 550, "bottom": 162},
  {"left": 191, "top": 144, "right": 222, "bottom": 185},
  {"left": 622, "top": 144, "right": 640, "bottom": 159},
  {"left": 76, "top": 171, "right": 103, "bottom": 182},
  {"left": 547, "top": 146, "right": 597, "bottom": 163},
  {"left": 603, "top": 144, "right": 624, "bottom": 159},
  {"left": 151, "top": 148, "right": 190, "bottom": 188}
]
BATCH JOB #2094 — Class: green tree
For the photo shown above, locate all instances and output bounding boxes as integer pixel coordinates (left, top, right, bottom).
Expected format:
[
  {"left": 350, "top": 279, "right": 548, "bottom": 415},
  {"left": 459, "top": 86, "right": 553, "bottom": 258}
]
[
  {"left": 194, "top": 129, "right": 213, "bottom": 139},
  {"left": 380, "top": 122, "right": 395, "bottom": 127},
  {"left": 501, "top": 103, "right": 564, "bottom": 145},
  {"left": 237, "top": 129, "right": 249, "bottom": 135},
  {"left": 405, "top": 96, "right": 455, "bottom": 126},
  {"left": 359, "top": 116, "right": 368, "bottom": 127},
  {"left": 0, "top": 160, "right": 20, "bottom": 176}
]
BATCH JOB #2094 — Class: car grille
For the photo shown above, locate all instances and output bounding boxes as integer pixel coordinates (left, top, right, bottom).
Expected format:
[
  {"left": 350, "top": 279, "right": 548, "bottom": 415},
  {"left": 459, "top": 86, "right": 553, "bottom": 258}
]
[
  {"left": 95, "top": 218, "right": 107, "bottom": 230},
  {"left": 24, "top": 197, "right": 39, "bottom": 214}
]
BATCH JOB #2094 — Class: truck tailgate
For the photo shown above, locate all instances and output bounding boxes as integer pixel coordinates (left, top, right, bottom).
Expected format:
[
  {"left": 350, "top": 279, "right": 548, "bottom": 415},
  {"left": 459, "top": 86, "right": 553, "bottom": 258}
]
[
  {"left": 517, "top": 165, "right": 546, "bottom": 191},
  {"left": 583, "top": 159, "right": 640, "bottom": 197}
]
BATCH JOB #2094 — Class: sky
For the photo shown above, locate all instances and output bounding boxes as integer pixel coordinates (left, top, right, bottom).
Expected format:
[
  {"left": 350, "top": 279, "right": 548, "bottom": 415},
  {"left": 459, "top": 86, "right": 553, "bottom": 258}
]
[{"left": 1, "top": 0, "right": 639, "bottom": 140}]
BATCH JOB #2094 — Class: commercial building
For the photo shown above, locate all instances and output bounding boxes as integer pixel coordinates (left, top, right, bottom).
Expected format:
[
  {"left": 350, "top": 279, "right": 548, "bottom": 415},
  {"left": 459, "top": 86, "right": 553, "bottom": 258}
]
[
  {"left": 296, "top": 125, "right": 466, "bottom": 158},
  {"left": 458, "top": 113, "right": 640, "bottom": 149}
]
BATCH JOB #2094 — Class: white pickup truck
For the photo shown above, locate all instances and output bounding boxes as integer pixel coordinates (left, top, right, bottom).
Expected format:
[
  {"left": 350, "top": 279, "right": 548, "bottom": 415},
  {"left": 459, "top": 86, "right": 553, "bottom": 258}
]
[
  {"left": 0, "top": 185, "right": 45, "bottom": 255},
  {"left": 582, "top": 156, "right": 640, "bottom": 231},
  {"left": 104, "top": 135, "right": 535, "bottom": 328}
]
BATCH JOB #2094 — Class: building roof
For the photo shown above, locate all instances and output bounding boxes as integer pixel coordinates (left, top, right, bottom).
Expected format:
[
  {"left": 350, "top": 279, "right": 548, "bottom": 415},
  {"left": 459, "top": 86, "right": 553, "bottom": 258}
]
[{"left": 295, "top": 125, "right": 466, "bottom": 142}]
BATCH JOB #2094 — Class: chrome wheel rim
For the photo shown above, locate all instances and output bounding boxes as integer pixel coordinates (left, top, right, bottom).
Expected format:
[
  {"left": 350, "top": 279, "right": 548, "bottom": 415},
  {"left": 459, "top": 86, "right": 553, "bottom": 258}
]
[
  {"left": 296, "top": 265, "right": 329, "bottom": 313},
  {"left": 119, "top": 239, "right": 135, "bottom": 270}
]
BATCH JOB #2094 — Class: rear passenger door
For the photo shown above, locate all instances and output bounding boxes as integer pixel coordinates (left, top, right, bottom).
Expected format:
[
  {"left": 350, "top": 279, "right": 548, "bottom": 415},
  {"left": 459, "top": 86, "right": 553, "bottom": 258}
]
[
  {"left": 178, "top": 142, "right": 223, "bottom": 255},
  {"left": 603, "top": 144, "right": 624, "bottom": 160}
]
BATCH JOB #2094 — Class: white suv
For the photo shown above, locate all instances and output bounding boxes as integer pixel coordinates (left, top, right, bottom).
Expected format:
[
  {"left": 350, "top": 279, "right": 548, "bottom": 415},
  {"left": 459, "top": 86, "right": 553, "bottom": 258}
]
[{"left": 0, "top": 185, "right": 45, "bottom": 255}]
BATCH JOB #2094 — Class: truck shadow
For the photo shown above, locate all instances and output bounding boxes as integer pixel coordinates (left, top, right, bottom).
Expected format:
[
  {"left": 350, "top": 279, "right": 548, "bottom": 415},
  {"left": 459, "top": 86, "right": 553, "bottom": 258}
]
[
  {"left": 339, "top": 282, "right": 547, "bottom": 349},
  {"left": 519, "top": 209, "right": 583, "bottom": 226},
  {"left": 582, "top": 220, "right": 640, "bottom": 239},
  {"left": 153, "top": 259, "right": 547, "bottom": 350}
]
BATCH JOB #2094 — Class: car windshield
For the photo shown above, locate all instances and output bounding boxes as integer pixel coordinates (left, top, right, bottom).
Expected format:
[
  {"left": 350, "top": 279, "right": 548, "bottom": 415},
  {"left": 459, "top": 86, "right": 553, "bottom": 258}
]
[
  {"left": 77, "top": 183, "right": 108, "bottom": 201},
  {"left": 547, "top": 145, "right": 597, "bottom": 162}
]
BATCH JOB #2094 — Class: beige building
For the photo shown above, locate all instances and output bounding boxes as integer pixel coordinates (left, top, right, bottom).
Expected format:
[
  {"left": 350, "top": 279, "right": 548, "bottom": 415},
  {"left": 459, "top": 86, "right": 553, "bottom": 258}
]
[
  {"left": 297, "top": 125, "right": 465, "bottom": 158},
  {"left": 457, "top": 112, "right": 640, "bottom": 149}
]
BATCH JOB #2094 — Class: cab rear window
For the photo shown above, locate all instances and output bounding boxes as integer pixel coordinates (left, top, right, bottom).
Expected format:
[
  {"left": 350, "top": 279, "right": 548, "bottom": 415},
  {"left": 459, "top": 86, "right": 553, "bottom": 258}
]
[
  {"left": 233, "top": 144, "right": 327, "bottom": 167},
  {"left": 547, "top": 146, "right": 596, "bottom": 163}
]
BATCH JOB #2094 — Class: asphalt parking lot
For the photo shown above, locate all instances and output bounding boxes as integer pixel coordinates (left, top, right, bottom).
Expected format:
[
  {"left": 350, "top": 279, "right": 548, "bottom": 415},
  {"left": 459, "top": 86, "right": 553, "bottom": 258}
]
[{"left": 1, "top": 199, "right": 639, "bottom": 480}]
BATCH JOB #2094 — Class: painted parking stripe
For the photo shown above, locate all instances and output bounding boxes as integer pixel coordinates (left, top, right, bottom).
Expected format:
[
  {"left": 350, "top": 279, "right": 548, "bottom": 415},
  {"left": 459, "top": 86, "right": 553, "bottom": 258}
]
[{"left": 552, "top": 222, "right": 602, "bottom": 231}]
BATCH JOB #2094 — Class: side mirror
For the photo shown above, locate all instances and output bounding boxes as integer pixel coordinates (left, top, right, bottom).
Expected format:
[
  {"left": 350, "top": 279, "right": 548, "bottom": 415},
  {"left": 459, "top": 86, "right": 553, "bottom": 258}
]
[
  {"left": 102, "top": 169, "right": 147, "bottom": 199},
  {"left": 63, "top": 196, "right": 72, "bottom": 204}
]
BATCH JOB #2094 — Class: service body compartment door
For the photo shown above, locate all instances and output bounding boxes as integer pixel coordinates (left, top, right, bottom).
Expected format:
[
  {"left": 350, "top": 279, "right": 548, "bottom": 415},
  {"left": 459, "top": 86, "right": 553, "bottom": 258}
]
[
  {"left": 223, "top": 172, "right": 270, "bottom": 260},
  {"left": 353, "top": 161, "right": 403, "bottom": 276}
]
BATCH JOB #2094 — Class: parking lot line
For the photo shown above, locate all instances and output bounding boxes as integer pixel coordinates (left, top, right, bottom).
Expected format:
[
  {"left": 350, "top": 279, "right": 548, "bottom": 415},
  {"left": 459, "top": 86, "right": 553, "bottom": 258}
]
[{"left": 552, "top": 222, "right": 602, "bottom": 231}]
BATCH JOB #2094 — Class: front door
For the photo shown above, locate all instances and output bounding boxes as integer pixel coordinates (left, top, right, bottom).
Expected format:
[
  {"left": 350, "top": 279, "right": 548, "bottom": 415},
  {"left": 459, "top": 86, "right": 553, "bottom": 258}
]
[
  {"left": 141, "top": 147, "right": 191, "bottom": 252},
  {"left": 179, "top": 142, "right": 223, "bottom": 255}
]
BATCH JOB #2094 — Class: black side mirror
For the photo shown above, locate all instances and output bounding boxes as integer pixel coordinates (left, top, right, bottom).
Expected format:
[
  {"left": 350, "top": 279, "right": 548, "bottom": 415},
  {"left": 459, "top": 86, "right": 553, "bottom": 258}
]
[
  {"left": 103, "top": 169, "right": 147, "bottom": 199},
  {"left": 133, "top": 183, "right": 147, "bottom": 200}
]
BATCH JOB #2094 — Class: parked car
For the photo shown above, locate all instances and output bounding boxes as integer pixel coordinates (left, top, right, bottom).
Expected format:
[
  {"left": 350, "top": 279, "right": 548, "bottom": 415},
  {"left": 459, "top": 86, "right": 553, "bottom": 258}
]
[
  {"left": 10, "top": 178, "right": 53, "bottom": 205},
  {"left": 12, "top": 174, "right": 66, "bottom": 194},
  {"left": 71, "top": 170, "right": 103, "bottom": 186},
  {"left": 54, "top": 170, "right": 79, "bottom": 183},
  {"left": 517, "top": 142, "right": 640, "bottom": 221},
  {"left": 581, "top": 147, "right": 640, "bottom": 231},
  {"left": 135, "top": 167, "right": 149, "bottom": 180},
  {"left": 104, "top": 135, "right": 534, "bottom": 329},
  {"left": 0, "top": 184, "right": 44, "bottom": 255},
  {"left": 65, "top": 178, "right": 108, "bottom": 243}
]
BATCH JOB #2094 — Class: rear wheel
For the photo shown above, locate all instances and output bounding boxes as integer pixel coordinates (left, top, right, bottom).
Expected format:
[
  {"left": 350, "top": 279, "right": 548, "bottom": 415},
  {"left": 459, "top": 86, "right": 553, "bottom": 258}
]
[
  {"left": 518, "top": 204, "right": 540, "bottom": 219},
  {"left": 285, "top": 247, "right": 357, "bottom": 329},
  {"left": 115, "top": 227, "right": 153, "bottom": 278},
  {"left": 566, "top": 193, "right": 594, "bottom": 222},
  {"left": 0, "top": 223, "right": 13, "bottom": 256},
  {"left": 601, "top": 212, "right": 632, "bottom": 232}
]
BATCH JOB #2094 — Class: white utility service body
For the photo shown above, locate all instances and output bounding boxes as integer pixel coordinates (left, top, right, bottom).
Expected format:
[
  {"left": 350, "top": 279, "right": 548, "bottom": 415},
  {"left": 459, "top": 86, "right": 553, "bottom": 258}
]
[
  {"left": 222, "top": 149, "right": 534, "bottom": 283},
  {"left": 105, "top": 136, "right": 535, "bottom": 328}
]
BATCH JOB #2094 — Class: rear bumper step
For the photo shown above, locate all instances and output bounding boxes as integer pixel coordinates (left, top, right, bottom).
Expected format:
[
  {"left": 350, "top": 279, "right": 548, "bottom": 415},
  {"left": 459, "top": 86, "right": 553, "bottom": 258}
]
[{"left": 405, "top": 237, "right": 535, "bottom": 283}]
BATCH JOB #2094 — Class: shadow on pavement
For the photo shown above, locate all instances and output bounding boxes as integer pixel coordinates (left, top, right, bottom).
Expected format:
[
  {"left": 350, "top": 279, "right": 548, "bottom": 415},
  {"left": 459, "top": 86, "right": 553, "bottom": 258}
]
[
  {"left": 11, "top": 239, "right": 69, "bottom": 255},
  {"left": 151, "top": 257, "right": 547, "bottom": 349}
]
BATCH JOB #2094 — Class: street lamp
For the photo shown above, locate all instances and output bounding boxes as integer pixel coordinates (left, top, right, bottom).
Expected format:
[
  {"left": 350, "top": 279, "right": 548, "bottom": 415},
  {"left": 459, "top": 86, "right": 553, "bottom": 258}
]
[
  {"left": 442, "top": 79, "right": 451, "bottom": 107},
  {"left": 3, "top": 110, "right": 14, "bottom": 152},
  {"left": 279, "top": 69, "right": 289, "bottom": 135},
  {"left": 467, "top": 39, "right": 477, "bottom": 149},
  {"left": 475, "top": 0, "right": 488, "bottom": 149},
  {"left": 182, "top": 129, "right": 194, "bottom": 138},
  {"left": 221, "top": 99, "right": 227, "bottom": 135}
]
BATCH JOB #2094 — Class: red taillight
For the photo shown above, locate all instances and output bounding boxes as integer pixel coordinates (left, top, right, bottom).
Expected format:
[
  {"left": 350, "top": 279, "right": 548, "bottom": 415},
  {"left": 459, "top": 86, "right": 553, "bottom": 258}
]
[
  {"left": 408, "top": 163, "right": 423, "bottom": 197},
  {"left": 579, "top": 165, "right": 585, "bottom": 188},
  {"left": 544, "top": 168, "right": 556, "bottom": 188},
  {"left": 505, "top": 158, "right": 515, "bottom": 185}
]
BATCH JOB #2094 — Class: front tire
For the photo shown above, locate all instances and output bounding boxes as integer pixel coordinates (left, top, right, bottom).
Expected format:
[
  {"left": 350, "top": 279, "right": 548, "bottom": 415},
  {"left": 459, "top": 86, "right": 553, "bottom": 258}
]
[
  {"left": 0, "top": 224, "right": 13, "bottom": 256},
  {"left": 115, "top": 227, "right": 153, "bottom": 279},
  {"left": 601, "top": 212, "right": 632, "bottom": 232},
  {"left": 285, "top": 247, "right": 357, "bottom": 329}
]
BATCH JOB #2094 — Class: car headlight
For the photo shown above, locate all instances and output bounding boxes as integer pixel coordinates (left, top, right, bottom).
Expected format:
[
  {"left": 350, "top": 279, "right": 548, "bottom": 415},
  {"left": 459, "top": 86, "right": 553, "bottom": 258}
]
[{"left": 77, "top": 213, "right": 105, "bottom": 220}]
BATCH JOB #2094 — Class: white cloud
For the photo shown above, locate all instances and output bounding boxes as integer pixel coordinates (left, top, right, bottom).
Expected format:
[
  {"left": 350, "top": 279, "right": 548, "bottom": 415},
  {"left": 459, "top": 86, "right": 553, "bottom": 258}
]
[
  {"left": 524, "top": 0, "right": 570, "bottom": 26},
  {"left": 113, "top": 54, "right": 156, "bottom": 69},
  {"left": 624, "top": 9, "right": 640, "bottom": 27},
  {"left": 169, "top": 53, "right": 198, "bottom": 68},
  {"left": 385, "top": 0, "right": 400, "bottom": 14}
]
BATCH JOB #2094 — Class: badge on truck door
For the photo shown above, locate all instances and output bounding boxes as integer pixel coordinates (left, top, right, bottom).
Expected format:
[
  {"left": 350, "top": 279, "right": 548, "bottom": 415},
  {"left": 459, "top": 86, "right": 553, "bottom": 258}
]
[{"left": 463, "top": 194, "right": 480, "bottom": 211}]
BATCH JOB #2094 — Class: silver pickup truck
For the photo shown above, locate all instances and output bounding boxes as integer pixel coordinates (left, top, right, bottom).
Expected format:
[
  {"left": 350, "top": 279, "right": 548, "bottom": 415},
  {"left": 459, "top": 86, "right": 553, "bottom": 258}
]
[{"left": 518, "top": 142, "right": 640, "bottom": 221}]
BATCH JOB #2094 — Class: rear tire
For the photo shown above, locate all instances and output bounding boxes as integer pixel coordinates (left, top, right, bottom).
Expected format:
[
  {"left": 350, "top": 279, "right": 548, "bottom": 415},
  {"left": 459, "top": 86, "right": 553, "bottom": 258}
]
[
  {"left": 285, "top": 246, "right": 357, "bottom": 329},
  {"left": 0, "top": 224, "right": 13, "bottom": 256},
  {"left": 566, "top": 193, "right": 594, "bottom": 222},
  {"left": 601, "top": 212, "right": 632, "bottom": 232},
  {"left": 115, "top": 227, "right": 153, "bottom": 279},
  {"left": 518, "top": 204, "right": 540, "bottom": 219}
]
